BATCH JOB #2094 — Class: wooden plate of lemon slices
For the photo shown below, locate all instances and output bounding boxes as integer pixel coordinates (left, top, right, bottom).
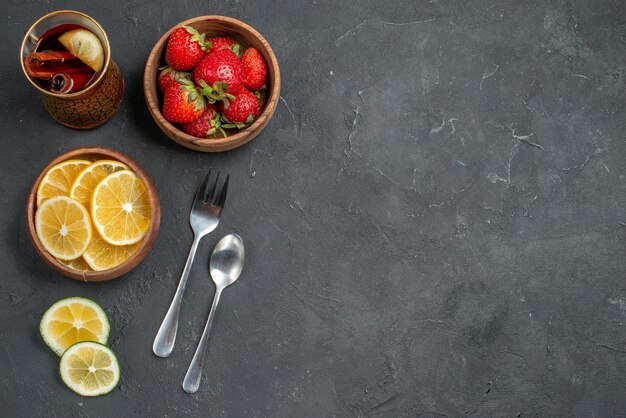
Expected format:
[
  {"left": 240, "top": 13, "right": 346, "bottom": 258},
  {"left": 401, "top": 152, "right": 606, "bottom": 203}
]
[{"left": 26, "top": 147, "right": 160, "bottom": 282}]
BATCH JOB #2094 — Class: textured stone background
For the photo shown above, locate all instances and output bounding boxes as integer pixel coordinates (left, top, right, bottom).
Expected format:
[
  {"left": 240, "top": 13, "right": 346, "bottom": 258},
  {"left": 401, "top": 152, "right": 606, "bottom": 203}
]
[{"left": 2, "top": 0, "right": 626, "bottom": 416}]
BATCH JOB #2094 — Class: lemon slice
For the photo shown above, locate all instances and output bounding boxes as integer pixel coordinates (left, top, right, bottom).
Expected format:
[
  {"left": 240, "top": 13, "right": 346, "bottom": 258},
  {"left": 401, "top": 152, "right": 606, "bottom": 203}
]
[
  {"left": 35, "top": 196, "right": 92, "bottom": 260},
  {"left": 60, "top": 341, "right": 120, "bottom": 396},
  {"left": 70, "top": 160, "right": 129, "bottom": 207},
  {"left": 58, "top": 29, "right": 105, "bottom": 72},
  {"left": 40, "top": 297, "right": 110, "bottom": 356},
  {"left": 57, "top": 256, "right": 92, "bottom": 272},
  {"left": 91, "top": 171, "right": 151, "bottom": 246},
  {"left": 83, "top": 235, "right": 140, "bottom": 271},
  {"left": 37, "top": 159, "right": 91, "bottom": 207}
]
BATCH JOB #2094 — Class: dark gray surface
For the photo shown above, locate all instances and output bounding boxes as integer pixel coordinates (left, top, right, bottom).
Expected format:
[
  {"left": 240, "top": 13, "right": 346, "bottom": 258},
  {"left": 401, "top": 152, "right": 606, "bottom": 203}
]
[{"left": 2, "top": 0, "right": 625, "bottom": 416}]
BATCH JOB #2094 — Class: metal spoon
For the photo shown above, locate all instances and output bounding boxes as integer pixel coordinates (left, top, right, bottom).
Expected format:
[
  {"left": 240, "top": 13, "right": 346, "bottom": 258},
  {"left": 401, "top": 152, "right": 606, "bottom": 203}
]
[{"left": 182, "top": 234, "right": 245, "bottom": 394}]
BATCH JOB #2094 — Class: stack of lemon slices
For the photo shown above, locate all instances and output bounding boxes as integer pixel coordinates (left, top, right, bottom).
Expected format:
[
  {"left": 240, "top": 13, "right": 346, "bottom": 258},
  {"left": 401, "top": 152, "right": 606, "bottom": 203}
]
[
  {"left": 35, "top": 159, "right": 151, "bottom": 271},
  {"left": 40, "top": 297, "right": 120, "bottom": 396}
]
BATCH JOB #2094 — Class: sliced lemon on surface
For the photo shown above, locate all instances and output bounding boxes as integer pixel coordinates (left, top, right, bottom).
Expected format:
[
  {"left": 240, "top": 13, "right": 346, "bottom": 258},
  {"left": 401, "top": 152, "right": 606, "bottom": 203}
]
[
  {"left": 70, "top": 160, "right": 129, "bottom": 207},
  {"left": 40, "top": 297, "right": 110, "bottom": 356},
  {"left": 58, "top": 29, "right": 105, "bottom": 72},
  {"left": 83, "top": 235, "right": 140, "bottom": 271},
  {"left": 35, "top": 196, "right": 92, "bottom": 260},
  {"left": 91, "top": 170, "right": 151, "bottom": 246},
  {"left": 57, "top": 256, "right": 92, "bottom": 272},
  {"left": 60, "top": 341, "right": 120, "bottom": 397},
  {"left": 36, "top": 159, "right": 91, "bottom": 207}
]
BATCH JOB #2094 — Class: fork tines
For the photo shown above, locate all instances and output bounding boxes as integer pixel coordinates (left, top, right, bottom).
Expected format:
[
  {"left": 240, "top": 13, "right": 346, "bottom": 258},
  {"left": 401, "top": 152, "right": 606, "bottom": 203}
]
[{"left": 194, "top": 169, "right": 229, "bottom": 207}]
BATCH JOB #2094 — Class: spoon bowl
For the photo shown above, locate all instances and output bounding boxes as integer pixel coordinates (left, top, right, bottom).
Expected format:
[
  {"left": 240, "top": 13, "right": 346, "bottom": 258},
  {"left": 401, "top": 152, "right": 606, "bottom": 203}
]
[{"left": 209, "top": 234, "right": 245, "bottom": 287}]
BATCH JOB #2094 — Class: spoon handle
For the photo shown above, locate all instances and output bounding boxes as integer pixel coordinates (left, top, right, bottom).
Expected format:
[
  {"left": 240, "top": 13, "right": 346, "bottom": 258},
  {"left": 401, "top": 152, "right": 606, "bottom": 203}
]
[
  {"left": 153, "top": 235, "right": 200, "bottom": 358},
  {"left": 182, "top": 286, "right": 223, "bottom": 394}
]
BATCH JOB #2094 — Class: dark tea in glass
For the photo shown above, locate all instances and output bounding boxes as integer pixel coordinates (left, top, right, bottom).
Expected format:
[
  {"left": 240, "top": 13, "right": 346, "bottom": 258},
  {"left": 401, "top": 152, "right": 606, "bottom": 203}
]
[{"left": 25, "top": 24, "right": 104, "bottom": 94}]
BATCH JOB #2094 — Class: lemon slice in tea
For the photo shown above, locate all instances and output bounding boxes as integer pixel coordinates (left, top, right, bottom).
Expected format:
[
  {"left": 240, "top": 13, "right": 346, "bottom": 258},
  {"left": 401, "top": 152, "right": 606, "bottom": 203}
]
[
  {"left": 60, "top": 341, "right": 120, "bottom": 396},
  {"left": 58, "top": 29, "right": 104, "bottom": 72},
  {"left": 91, "top": 170, "right": 151, "bottom": 246},
  {"left": 40, "top": 297, "right": 110, "bottom": 356},
  {"left": 35, "top": 196, "right": 92, "bottom": 260}
]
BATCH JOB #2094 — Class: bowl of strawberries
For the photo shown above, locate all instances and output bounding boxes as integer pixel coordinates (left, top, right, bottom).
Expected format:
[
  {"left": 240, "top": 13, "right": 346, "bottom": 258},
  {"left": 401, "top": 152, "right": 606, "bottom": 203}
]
[{"left": 144, "top": 16, "right": 280, "bottom": 152}]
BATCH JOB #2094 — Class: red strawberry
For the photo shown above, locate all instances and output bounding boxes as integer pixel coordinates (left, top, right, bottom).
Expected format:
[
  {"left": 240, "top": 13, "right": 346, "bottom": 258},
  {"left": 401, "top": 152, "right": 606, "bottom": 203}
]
[
  {"left": 194, "top": 49, "right": 246, "bottom": 100},
  {"left": 165, "top": 26, "right": 209, "bottom": 71},
  {"left": 207, "top": 37, "right": 236, "bottom": 54},
  {"left": 241, "top": 48, "right": 267, "bottom": 91},
  {"left": 162, "top": 79, "right": 205, "bottom": 123},
  {"left": 158, "top": 66, "right": 190, "bottom": 93},
  {"left": 220, "top": 90, "right": 261, "bottom": 127},
  {"left": 180, "top": 104, "right": 224, "bottom": 138}
]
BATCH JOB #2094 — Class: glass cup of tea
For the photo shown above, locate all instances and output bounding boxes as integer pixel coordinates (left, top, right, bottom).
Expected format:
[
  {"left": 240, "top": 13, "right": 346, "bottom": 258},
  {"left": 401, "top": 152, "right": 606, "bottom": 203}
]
[{"left": 20, "top": 10, "right": 124, "bottom": 129}]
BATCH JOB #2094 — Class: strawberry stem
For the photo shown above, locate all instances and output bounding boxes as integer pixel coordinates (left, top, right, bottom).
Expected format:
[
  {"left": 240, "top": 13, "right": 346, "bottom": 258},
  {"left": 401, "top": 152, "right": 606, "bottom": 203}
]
[
  {"left": 198, "top": 80, "right": 235, "bottom": 107},
  {"left": 182, "top": 25, "right": 211, "bottom": 51}
]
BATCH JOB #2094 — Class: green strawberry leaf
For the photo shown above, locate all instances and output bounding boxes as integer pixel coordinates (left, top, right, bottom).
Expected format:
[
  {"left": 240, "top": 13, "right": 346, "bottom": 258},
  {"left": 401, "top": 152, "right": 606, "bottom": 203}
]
[
  {"left": 232, "top": 44, "right": 240, "bottom": 55},
  {"left": 193, "top": 96, "right": 205, "bottom": 111},
  {"left": 159, "top": 66, "right": 173, "bottom": 76},
  {"left": 198, "top": 80, "right": 215, "bottom": 98},
  {"left": 214, "top": 81, "right": 228, "bottom": 93},
  {"left": 198, "top": 81, "right": 211, "bottom": 93},
  {"left": 246, "top": 115, "right": 255, "bottom": 124},
  {"left": 171, "top": 70, "right": 190, "bottom": 80},
  {"left": 183, "top": 25, "right": 199, "bottom": 35},
  {"left": 179, "top": 78, "right": 194, "bottom": 87}
]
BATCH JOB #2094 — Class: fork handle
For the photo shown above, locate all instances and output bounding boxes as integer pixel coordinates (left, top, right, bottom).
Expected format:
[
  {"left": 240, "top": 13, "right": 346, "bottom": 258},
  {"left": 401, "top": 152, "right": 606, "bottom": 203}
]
[
  {"left": 153, "top": 235, "right": 200, "bottom": 358},
  {"left": 182, "top": 285, "right": 223, "bottom": 393}
]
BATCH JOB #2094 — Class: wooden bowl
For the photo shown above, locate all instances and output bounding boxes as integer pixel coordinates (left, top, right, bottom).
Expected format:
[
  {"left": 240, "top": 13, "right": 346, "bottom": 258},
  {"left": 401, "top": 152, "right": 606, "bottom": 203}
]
[
  {"left": 144, "top": 16, "right": 281, "bottom": 152},
  {"left": 26, "top": 147, "right": 161, "bottom": 282}
]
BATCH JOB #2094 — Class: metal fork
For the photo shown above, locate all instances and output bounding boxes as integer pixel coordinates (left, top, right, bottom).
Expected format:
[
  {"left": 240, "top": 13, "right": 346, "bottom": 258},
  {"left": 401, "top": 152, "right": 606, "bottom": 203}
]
[{"left": 153, "top": 169, "right": 229, "bottom": 358}]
